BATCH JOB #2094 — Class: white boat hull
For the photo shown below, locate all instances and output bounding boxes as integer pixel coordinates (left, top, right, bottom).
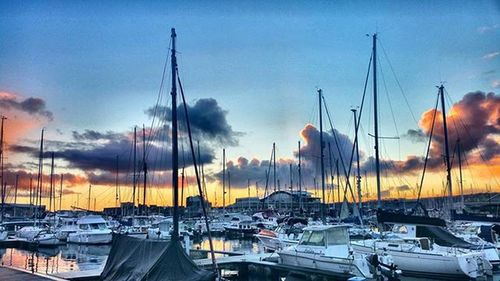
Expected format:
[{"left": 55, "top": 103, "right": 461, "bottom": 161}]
[
  {"left": 68, "top": 232, "right": 112, "bottom": 244},
  {"left": 278, "top": 249, "right": 372, "bottom": 279},
  {"left": 353, "top": 243, "right": 482, "bottom": 279}
]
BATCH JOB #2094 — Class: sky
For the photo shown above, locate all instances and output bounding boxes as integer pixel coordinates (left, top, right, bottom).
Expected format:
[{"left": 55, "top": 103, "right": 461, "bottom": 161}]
[{"left": 0, "top": 0, "right": 499, "bottom": 211}]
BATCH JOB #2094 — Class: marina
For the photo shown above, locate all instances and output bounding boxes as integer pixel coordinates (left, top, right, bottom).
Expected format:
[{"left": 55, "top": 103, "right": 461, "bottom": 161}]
[{"left": 1, "top": 1, "right": 499, "bottom": 281}]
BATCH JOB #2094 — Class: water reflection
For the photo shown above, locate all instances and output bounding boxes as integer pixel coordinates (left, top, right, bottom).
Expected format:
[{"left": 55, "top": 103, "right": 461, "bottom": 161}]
[{"left": 0, "top": 244, "right": 111, "bottom": 275}]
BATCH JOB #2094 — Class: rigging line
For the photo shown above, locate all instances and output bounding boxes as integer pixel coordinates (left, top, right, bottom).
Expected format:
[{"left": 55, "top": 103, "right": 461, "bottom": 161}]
[
  {"left": 378, "top": 58, "right": 401, "bottom": 161},
  {"left": 177, "top": 71, "right": 218, "bottom": 273},
  {"left": 378, "top": 38, "right": 419, "bottom": 125},
  {"left": 145, "top": 38, "right": 173, "bottom": 155},
  {"left": 415, "top": 92, "right": 440, "bottom": 205},
  {"left": 321, "top": 97, "right": 358, "bottom": 205},
  {"left": 443, "top": 88, "right": 500, "bottom": 186}
]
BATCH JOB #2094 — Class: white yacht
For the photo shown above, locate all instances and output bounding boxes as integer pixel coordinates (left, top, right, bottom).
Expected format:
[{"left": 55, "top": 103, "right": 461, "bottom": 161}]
[
  {"left": 224, "top": 215, "right": 258, "bottom": 238},
  {"left": 352, "top": 236, "right": 486, "bottom": 279},
  {"left": 255, "top": 218, "right": 307, "bottom": 251},
  {"left": 278, "top": 225, "right": 397, "bottom": 280},
  {"left": 147, "top": 219, "right": 172, "bottom": 240},
  {"left": 67, "top": 215, "right": 112, "bottom": 244},
  {"left": 119, "top": 215, "right": 151, "bottom": 239},
  {"left": 16, "top": 226, "right": 59, "bottom": 246},
  {"left": 55, "top": 216, "right": 79, "bottom": 241}
]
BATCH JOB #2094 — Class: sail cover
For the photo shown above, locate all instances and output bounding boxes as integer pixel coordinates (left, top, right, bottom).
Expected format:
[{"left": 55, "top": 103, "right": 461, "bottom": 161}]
[{"left": 101, "top": 234, "right": 215, "bottom": 281}]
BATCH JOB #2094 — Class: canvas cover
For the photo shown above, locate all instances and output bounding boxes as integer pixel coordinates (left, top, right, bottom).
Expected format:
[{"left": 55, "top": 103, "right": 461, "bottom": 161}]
[{"left": 101, "top": 234, "right": 214, "bottom": 281}]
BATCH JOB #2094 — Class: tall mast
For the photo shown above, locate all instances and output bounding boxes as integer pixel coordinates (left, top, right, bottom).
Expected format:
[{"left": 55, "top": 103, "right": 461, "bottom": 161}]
[
  {"left": 29, "top": 177, "right": 33, "bottom": 215},
  {"left": 49, "top": 152, "right": 55, "bottom": 212},
  {"left": 273, "top": 142, "right": 277, "bottom": 192},
  {"left": 289, "top": 163, "right": 293, "bottom": 211},
  {"left": 115, "top": 155, "right": 119, "bottom": 208},
  {"left": 88, "top": 184, "right": 91, "bottom": 211},
  {"left": 222, "top": 148, "right": 225, "bottom": 211},
  {"left": 318, "top": 89, "right": 326, "bottom": 223},
  {"left": 170, "top": 28, "right": 180, "bottom": 241},
  {"left": 228, "top": 171, "right": 231, "bottom": 205},
  {"left": 328, "top": 142, "right": 334, "bottom": 204},
  {"left": 132, "top": 126, "right": 137, "bottom": 217},
  {"left": 439, "top": 85, "right": 453, "bottom": 211},
  {"left": 336, "top": 159, "right": 340, "bottom": 214},
  {"left": 352, "top": 108, "right": 362, "bottom": 210},
  {"left": 35, "top": 129, "right": 44, "bottom": 225},
  {"left": 14, "top": 174, "right": 19, "bottom": 207},
  {"left": 59, "top": 174, "right": 63, "bottom": 211},
  {"left": 142, "top": 125, "right": 147, "bottom": 215},
  {"left": 0, "top": 116, "right": 5, "bottom": 222},
  {"left": 372, "top": 33, "right": 382, "bottom": 209},
  {"left": 457, "top": 139, "right": 464, "bottom": 210},
  {"left": 298, "top": 141, "right": 302, "bottom": 211}
]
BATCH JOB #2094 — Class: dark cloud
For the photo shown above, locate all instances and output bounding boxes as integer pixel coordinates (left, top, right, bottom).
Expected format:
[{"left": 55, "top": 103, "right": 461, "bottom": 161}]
[
  {"left": 72, "top": 130, "right": 125, "bottom": 141},
  {"left": 0, "top": 94, "right": 53, "bottom": 120},
  {"left": 403, "top": 129, "right": 427, "bottom": 143},
  {"left": 146, "top": 98, "right": 242, "bottom": 146}
]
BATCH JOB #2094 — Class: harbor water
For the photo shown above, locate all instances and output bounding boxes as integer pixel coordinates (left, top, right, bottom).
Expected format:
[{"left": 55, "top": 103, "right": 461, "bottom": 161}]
[{"left": 2, "top": 237, "right": 500, "bottom": 281}]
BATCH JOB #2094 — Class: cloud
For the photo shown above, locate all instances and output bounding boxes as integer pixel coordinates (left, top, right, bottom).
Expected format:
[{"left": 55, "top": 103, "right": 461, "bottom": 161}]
[
  {"left": 403, "top": 129, "right": 427, "bottom": 143},
  {"left": 361, "top": 91, "right": 499, "bottom": 176},
  {"left": 72, "top": 130, "right": 125, "bottom": 141},
  {"left": 478, "top": 24, "right": 499, "bottom": 34},
  {"left": 146, "top": 98, "right": 242, "bottom": 146},
  {"left": 297, "top": 124, "right": 360, "bottom": 176},
  {"left": 483, "top": 51, "right": 500, "bottom": 60},
  {"left": 0, "top": 92, "right": 53, "bottom": 120},
  {"left": 493, "top": 80, "right": 500, "bottom": 89}
]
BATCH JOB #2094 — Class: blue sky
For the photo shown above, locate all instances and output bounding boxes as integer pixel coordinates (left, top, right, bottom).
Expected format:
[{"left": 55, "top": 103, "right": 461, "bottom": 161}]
[{"left": 0, "top": 1, "right": 498, "bottom": 205}]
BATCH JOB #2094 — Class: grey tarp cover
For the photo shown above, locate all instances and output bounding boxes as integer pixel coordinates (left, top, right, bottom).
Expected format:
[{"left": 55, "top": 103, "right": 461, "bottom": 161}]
[{"left": 100, "top": 234, "right": 215, "bottom": 281}]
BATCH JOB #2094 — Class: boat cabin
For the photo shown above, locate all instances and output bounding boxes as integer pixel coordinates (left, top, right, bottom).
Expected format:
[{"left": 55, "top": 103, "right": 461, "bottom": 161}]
[{"left": 298, "top": 225, "right": 350, "bottom": 258}]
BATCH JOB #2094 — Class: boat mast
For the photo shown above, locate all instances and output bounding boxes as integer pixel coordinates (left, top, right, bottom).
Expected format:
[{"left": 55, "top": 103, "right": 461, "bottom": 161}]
[
  {"left": 49, "top": 152, "right": 55, "bottom": 213},
  {"left": 0, "top": 116, "right": 5, "bottom": 222},
  {"left": 273, "top": 142, "right": 277, "bottom": 192},
  {"left": 318, "top": 89, "right": 326, "bottom": 223},
  {"left": 372, "top": 33, "right": 382, "bottom": 209},
  {"left": 298, "top": 141, "right": 302, "bottom": 211},
  {"left": 142, "top": 125, "right": 147, "bottom": 215},
  {"left": 457, "top": 139, "right": 464, "bottom": 210},
  {"left": 59, "top": 174, "right": 63, "bottom": 211},
  {"left": 132, "top": 126, "right": 137, "bottom": 218},
  {"left": 352, "top": 108, "right": 362, "bottom": 210},
  {"left": 88, "top": 184, "right": 91, "bottom": 211},
  {"left": 222, "top": 148, "right": 225, "bottom": 212},
  {"left": 35, "top": 129, "right": 44, "bottom": 225},
  {"left": 115, "top": 155, "right": 119, "bottom": 208},
  {"left": 170, "top": 28, "right": 180, "bottom": 241},
  {"left": 289, "top": 163, "right": 293, "bottom": 212},
  {"left": 439, "top": 85, "right": 453, "bottom": 212},
  {"left": 14, "top": 174, "right": 18, "bottom": 217},
  {"left": 328, "top": 142, "right": 334, "bottom": 205}
]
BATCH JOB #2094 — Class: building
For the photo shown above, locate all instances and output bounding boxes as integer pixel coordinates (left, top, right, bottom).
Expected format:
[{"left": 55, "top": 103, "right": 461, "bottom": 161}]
[
  {"left": 224, "top": 191, "right": 321, "bottom": 213},
  {"left": 0, "top": 203, "right": 45, "bottom": 219}
]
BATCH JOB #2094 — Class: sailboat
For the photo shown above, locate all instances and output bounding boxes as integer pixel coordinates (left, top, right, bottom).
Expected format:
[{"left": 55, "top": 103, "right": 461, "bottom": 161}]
[
  {"left": 100, "top": 28, "right": 215, "bottom": 281},
  {"left": 16, "top": 130, "right": 59, "bottom": 246},
  {"left": 277, "top": 89, "right": 399, "bottom": 280},
  {"left": 349, "top": 34, "right": 496, "bottom": 279}
]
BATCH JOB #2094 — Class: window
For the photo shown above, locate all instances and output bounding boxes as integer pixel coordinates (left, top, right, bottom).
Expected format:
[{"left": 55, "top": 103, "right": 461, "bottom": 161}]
[
  {"left": 300, "top": 230, "right": 312, "bottom": 244},
  {"left": 79, "top": 224, "right": 89, "bottom": 230},
  {"left": 302, "top": 231, "right": 325, "bottom": 246},
  {"left": 326, "top": 228, "right": 349, "bottom": 245}
]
